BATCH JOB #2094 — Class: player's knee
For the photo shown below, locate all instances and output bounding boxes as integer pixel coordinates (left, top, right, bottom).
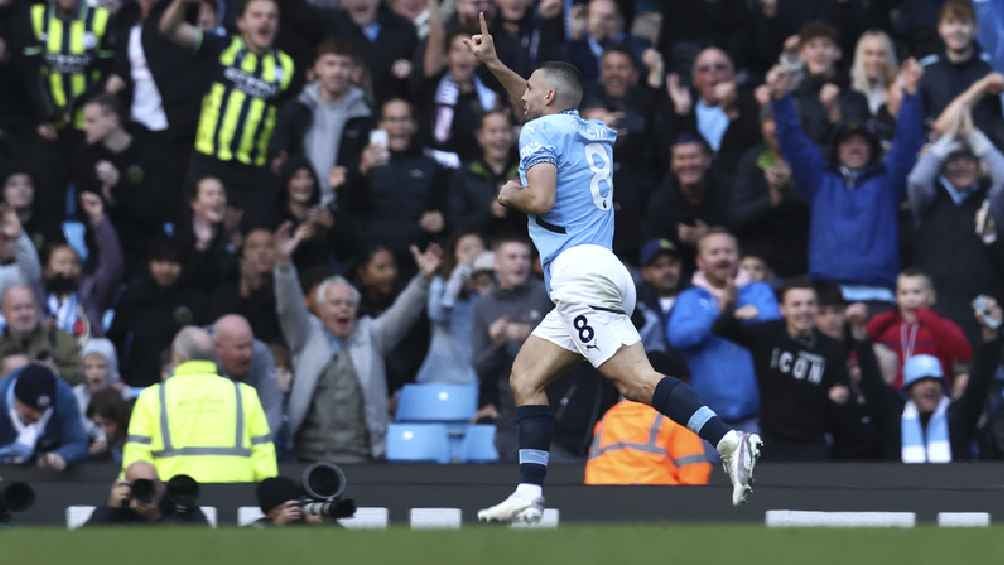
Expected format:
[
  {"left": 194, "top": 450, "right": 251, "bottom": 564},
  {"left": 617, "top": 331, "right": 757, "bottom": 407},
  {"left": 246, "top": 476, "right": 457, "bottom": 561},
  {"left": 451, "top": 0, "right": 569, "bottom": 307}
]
[
  {"left": 611, "top": 370, "right": 662, "bottom": 404},
  {"left": 509, "top": 366, "right": 546, "bottom": 404}
]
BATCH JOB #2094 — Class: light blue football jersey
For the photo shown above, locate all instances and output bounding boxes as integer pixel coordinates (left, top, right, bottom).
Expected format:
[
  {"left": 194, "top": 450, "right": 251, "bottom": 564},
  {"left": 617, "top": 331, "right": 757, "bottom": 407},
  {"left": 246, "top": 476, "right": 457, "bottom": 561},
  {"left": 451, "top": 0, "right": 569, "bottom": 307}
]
[{"left": 518, "top": 109, "right": 617, "bottom": 287}]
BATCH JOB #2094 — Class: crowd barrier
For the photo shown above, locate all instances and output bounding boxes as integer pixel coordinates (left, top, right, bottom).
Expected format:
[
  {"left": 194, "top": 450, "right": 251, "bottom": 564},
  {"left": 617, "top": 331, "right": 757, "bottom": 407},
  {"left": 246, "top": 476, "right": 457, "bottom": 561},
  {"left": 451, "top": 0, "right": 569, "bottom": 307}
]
[{"left": 2, "top": 463, "right": 1002, "bottom": 526}]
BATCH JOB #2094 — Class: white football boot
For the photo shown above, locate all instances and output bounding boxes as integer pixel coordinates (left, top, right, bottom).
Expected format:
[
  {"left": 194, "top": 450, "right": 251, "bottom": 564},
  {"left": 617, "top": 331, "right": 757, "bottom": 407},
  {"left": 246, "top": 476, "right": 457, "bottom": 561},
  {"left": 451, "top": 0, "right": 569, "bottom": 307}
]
[
  {"left": 477, "top": 485, "right": 544, "bottom": 524},
  {"left": 718, "top": 430, "right": 763, "bottom": 506}
]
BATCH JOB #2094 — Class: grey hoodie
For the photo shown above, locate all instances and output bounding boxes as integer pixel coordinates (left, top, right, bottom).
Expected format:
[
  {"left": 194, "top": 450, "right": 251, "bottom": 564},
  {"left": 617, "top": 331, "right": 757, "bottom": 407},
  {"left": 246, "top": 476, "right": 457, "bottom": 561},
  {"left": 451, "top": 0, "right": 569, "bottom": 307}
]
[{"left": 300, "top": 84, "right": 371, "bottom": 205}]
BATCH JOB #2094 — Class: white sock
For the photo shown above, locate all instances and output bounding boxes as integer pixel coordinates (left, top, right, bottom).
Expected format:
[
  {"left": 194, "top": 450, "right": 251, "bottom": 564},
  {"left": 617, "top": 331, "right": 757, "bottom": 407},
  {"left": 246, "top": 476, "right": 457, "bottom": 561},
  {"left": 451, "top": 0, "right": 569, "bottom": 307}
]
[
  {"left": 717, "top": 429, "right": 740, "bottom": 454},
  {"left": 515, "top": 483, "right": 543, "bottom": 499}
]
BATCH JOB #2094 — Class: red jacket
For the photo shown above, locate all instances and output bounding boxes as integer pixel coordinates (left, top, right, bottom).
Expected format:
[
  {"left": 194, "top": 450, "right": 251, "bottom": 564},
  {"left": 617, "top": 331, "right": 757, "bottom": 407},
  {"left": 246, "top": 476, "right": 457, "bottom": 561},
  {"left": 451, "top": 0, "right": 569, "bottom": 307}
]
[{"left": 866, "top": 308, "right": 973, "bottom": 389}]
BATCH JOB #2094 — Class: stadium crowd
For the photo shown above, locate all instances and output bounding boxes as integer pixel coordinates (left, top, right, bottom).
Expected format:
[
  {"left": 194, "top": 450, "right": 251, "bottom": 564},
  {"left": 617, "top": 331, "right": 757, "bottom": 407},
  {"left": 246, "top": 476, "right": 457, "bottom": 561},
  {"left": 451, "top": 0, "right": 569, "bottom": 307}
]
[{"left": 3, "top": 0, "right": 1004, "bottom": 486}]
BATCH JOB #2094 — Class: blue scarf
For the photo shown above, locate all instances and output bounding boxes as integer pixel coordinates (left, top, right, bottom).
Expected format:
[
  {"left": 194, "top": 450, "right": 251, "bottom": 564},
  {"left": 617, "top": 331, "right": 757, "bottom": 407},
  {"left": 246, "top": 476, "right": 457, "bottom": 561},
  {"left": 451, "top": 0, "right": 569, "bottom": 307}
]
[{"left": 901, "top": 397, "right": 951, "bottom": 463}]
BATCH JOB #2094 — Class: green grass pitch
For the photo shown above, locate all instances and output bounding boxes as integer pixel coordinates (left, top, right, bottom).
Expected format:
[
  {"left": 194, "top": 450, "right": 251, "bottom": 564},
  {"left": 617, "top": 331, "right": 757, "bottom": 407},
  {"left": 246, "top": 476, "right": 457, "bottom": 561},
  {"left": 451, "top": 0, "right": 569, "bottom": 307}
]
[{"left": 4, "top": 525, "right": 1004, "bottom": 565}]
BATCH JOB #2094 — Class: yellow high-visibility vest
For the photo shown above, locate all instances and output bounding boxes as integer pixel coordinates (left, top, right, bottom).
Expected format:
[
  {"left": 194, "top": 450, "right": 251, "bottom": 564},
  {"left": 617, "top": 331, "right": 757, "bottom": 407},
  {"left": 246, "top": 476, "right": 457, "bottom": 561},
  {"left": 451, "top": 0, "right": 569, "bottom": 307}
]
[{"left": 122, "top": 361, "right": 277, "bottom": 483}]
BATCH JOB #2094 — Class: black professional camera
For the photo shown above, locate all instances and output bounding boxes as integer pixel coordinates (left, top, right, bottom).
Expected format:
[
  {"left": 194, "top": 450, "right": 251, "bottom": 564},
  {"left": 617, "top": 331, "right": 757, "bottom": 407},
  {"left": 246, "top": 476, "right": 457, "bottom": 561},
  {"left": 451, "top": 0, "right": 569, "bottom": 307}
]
[
  {"left": 0, "top": 482, "right": 35, "bottom": 524},
  {"left": 297, "top": 463, "right": 356, "bottom": 519},
  {"left": 159, "top": 475, "right": 203, "bottom": 523}
]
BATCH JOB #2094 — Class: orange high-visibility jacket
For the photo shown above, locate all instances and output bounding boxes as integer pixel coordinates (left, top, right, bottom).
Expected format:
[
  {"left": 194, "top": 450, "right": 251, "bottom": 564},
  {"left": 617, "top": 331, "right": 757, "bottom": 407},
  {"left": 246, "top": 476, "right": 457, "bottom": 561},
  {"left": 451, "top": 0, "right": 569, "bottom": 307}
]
[{"left": 584, "top": 400, "right": 712, "bottom": 485}]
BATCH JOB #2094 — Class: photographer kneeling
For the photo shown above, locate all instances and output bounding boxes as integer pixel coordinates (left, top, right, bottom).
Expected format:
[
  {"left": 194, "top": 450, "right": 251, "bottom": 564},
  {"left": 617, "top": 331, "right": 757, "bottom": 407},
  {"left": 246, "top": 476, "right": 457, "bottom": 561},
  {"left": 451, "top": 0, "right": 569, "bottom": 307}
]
[
  {"left": 251, "top": 464, "right": 356, "bottom": 527},
  {"left": 85, "top": 461, "right": 209, "bottom": 526},
  {"left": 252, "top": 477, "right": 323, "bottom": 527}
]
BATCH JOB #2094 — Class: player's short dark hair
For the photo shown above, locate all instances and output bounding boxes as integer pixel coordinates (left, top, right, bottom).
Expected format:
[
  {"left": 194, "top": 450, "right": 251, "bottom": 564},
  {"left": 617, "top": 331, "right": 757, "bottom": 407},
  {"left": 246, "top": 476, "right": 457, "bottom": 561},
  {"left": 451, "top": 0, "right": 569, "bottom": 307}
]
[
  {"left": 315, "top": 38, "right": 356, "bottom": 62},
  {"left": 778, "top": 276, "right": 817, "bottom": 304},
  {"left": 538, "top": 61, "right": 584, "bottom": 110}
]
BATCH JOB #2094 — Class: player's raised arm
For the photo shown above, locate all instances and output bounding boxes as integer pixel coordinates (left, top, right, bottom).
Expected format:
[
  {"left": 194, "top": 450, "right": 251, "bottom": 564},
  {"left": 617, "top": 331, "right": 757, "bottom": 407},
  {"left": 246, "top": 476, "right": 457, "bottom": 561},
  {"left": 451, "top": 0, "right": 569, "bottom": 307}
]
[
  {"left": 160, "top": 0, "right": 203, "bottom": 51},
  {"left": 465, "top": 12, "right": 528, "bottom": 122}
]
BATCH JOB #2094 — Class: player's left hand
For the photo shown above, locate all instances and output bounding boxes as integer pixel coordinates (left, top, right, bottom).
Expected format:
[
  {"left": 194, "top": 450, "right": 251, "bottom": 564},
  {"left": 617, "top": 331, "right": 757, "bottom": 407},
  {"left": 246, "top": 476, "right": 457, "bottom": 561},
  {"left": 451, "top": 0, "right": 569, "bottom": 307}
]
[{"left": 497, "top": 179, "right": 523, "bottom": 207}]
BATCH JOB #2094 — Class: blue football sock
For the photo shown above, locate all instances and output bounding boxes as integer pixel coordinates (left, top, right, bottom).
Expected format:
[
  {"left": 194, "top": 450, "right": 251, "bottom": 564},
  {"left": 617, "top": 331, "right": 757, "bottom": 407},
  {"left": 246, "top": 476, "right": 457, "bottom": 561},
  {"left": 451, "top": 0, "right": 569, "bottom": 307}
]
[
  {"left": 652, "top": 376, "right": 730, "bottom": 447},
  {"left": 516, "top": 405, "right": 553, "bottom": 486}
]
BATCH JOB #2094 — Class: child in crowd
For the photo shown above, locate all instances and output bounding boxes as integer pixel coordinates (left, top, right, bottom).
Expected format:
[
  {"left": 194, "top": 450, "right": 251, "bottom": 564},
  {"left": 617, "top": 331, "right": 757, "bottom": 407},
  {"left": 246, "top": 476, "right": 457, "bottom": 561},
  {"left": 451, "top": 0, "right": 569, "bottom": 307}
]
[{"left": 867, "top": 270, "right": 973, "bottom": 393}]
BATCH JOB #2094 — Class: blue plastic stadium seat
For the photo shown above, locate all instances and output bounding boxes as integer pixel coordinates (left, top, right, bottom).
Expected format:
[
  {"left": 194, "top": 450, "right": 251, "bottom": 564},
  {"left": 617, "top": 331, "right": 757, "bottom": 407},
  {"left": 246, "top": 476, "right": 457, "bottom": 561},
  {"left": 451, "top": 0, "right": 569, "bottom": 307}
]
[
  {"left": 395, "top": 384, "right": 477, "bottom": 423},
  {"left": 386, "top": 423, "right": 451, "bottom": 464},
  {"left": 461, "top": 425, "right": 499, "bottom": 463}
]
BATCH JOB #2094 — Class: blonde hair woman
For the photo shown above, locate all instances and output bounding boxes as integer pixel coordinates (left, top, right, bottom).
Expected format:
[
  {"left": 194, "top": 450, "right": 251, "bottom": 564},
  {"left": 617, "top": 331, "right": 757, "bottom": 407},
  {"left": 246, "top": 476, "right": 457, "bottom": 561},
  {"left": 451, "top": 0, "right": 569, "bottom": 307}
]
[{"left": 851, "top": 31, "right": 899, "bottom": 116}]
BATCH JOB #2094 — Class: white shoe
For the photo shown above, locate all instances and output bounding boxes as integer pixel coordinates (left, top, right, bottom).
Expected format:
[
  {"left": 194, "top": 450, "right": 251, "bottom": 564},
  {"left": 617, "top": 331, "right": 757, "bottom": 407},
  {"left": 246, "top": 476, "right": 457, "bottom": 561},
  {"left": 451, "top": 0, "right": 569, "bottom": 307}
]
[
  {"left": 477, "top": 489, "right": 544, "bottom": 524},
  {"left": 718, "top": 430, "right": 763, "bottom": 506}
]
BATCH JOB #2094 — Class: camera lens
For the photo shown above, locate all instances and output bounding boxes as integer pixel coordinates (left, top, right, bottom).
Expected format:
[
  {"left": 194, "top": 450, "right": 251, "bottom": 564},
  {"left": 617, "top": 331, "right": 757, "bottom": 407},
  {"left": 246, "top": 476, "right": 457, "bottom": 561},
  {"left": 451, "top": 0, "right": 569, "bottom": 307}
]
[{"left": 130, "top": 479, "right": 156, "bottom": 504}]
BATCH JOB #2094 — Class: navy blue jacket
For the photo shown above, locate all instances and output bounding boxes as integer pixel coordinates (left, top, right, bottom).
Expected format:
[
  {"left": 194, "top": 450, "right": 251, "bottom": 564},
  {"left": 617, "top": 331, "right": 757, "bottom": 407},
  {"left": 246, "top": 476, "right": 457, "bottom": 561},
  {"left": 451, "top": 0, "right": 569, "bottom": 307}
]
[{"left": 0, "top": 370, "right": 88, "bottom": 465}]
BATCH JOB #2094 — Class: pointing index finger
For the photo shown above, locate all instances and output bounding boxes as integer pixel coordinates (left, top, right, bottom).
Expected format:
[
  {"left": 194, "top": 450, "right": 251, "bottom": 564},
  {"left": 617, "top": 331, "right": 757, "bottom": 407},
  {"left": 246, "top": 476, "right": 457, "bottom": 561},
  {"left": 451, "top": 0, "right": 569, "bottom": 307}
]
[{"left": 479, "top": 11, "right": 488, "bottom": 36}]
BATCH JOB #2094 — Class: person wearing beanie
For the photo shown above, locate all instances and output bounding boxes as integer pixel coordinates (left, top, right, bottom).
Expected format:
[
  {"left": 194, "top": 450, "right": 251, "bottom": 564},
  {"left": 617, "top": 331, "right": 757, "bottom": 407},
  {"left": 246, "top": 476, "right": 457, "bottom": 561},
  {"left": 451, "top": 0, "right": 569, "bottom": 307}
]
[
  {"left": 0, "top": 363, "right": 88, "bottom": 469},
  {"left": 855, "top": 297, "right": 1004, "bottom": 462},
  {"left": 249, "top": 476, "right": 321, "bottom": 527}
]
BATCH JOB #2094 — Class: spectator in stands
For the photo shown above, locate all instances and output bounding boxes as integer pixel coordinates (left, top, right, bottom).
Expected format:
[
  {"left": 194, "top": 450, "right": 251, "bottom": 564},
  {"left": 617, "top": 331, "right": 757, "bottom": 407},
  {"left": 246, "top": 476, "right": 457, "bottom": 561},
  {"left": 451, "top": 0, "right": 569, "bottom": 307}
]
[
  {"left": 0, "top": 285, "right": 82, "bottom": 385},
  {"left": 635, "top": 239, "right": 683, "bottom": 354},
  {"left": 0, "top": 363, "right": 88, "bottom": 470},
  {"left": 729, "top": 105, "right": 810, "bottom": 278},
  {"left": 859, "top": 299, "right": 1003, "bottom": 462},
  {"left": 911, "top": 74, "right": 1004, "bottom": 343},
  {"left": 212, "top": 315, "right": 283, "bottom": 440},
  {"left": 867, "top": 270, "right": 973, "bottom": 393},
  {"left": 270, "top": 39, "right": 373, "bottom": 206},
  {"left": 661, "top": 47, "right": 760, "bottom": 181},
  {"left": 43, "top": 192, "right": 124, "bottom": 341},
  {"left": 563, "top": 0, "right": 648, "bottom": 83},
  {"left": 328, "top": 0, "right": 419, "bottom": 103},
  {"left": 919, "top": 0, "right": 1004, "bottom": 146},
  {"left": 447, "top": 109, "right": 525, "bottom": 240},
  {"left": 16, "top": 0, "right": 113, "bottom": 217},
  {"left": 2, "top": 168, "right": 61, "bottom": 255},
  {"left": 849, "top": 30, "right": 900, "bottom": 145},
  {"left": 161, "top": 0, "right": 298, "bottom": 220},
  {"left": 667, "top": 229, "right": 780, "bottom": 431},
  {"left": 488, "top": 0, "right": 564, "bottom": 78},
  {"left": 0, "top": 199, "right": 43, "bottom": 298},
  {"left": 73, "top": 338, "right": 125, "bottom": 452},
  {"left": 739, "top": 255, "right": 771, "bottom": 284},
  {"left": 123, "top": 326, "right": 277, "bottom": 482},
  {"left": 472, "top": 236, "right": 552, "bottom": 460},
  {"left": 712, "top": 278, "right": 849, "bottom": 460},
  {"left": 107, "top": 238, "right": 209, "bottom": 387},
  {"left": 176, "top": 175, "right": 237, "bottom": 293},
  {"left": 786, "top": 22, "right": 870, "bottom": 145},
  {"left": 351, "top": 244, "right": 431, "bottom": 393},
  {"left": 274, "top": 222, "right": 441, "bottom": 462},
  {"left": 417, "top": 231, "right": 486, "bottom": 385},
  {"left": 584, "top": 398, "right": 711, "bottom": 485},
  {"left": 72, "top": 95, "right": 166, "bottom": 274},
  {"left": 338, "top": 98, "right": 449, "bottom": 255},
  {"left": 85, "top": 387, "right": 131, "bottom": 463},
  {"left": 768, "top": 59, "right": 924, "bottom": 303},
  {"left": 417, "top": 30, "right": 500, "bottom": 168},
  {"left": 642, "top": 133, "right": 731, "bottom": 270},
  {"left": 209, "top": 226, "right": 284, "bottom": 347}
]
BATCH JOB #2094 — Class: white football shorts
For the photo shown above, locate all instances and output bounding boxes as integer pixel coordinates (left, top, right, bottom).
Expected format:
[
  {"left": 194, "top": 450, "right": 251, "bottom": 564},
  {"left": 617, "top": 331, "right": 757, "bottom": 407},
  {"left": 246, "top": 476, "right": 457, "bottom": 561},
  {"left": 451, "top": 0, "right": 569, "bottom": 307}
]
[{"left": 531, "top": 244, "right": 641, "bottom": 367}]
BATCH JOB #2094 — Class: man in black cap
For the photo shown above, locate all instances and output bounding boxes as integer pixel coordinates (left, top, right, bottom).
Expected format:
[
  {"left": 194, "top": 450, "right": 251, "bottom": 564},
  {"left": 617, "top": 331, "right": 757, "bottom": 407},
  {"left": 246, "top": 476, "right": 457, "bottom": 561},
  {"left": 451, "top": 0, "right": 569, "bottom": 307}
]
[
  {"left": 0, "top": 363, "right": 88, "bottom": 469},
  {"left": 635, "top": 239, "right": 684, "bottom": 354},
  {"left": 250, "top": 476, "right": 322, "bottom": 527}
]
